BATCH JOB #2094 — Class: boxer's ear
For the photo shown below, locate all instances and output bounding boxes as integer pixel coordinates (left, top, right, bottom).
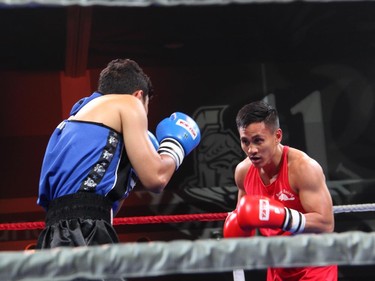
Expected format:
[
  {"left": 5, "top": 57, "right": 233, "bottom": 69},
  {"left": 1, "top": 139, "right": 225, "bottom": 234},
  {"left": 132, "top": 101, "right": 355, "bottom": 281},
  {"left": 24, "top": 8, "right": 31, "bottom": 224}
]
[{"left": 133, "top": 90, "right": 144, "bottom": 100}]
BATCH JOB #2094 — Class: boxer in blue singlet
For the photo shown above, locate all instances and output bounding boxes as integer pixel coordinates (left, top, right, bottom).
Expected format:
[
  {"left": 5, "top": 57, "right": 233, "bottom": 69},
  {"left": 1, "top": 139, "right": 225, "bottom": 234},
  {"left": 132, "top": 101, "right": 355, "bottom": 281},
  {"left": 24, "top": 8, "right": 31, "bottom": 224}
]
[{"left": 36, "top": 59, "right": 201, "bottom": 249}]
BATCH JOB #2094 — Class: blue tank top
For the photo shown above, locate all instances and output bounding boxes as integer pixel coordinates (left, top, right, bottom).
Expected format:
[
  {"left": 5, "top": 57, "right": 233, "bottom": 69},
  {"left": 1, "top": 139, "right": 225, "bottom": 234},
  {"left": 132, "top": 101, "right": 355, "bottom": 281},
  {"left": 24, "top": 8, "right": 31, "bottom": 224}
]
[{"left": 37, "top": 92, "right": 136, "bottom": 213}]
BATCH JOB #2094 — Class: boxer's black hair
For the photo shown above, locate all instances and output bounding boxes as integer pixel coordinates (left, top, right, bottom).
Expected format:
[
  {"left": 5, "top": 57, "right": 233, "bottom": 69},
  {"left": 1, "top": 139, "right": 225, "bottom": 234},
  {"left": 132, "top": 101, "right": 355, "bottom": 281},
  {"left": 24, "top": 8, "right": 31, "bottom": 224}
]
[
  {"left": 236, "top": 100, "right": 279, "bottom": 132},
  {"left": 98, "top": 59, "right": 154, "bottom": 99}
]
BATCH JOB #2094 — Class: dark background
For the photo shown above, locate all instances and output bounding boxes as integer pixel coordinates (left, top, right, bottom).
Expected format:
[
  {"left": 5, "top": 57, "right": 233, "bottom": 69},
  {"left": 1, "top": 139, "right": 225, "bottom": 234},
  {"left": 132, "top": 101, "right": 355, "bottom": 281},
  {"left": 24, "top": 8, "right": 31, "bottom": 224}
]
[{"left": 1, "top": 1, "right": 375, "bottom": 280}]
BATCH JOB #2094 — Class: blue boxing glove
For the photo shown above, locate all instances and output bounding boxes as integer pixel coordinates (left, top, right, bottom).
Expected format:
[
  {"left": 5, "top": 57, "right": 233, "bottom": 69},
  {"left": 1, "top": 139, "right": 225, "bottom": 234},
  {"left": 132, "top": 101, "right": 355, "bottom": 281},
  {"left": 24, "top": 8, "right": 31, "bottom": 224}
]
[
  {"left": 156, "top": 112, "right": 201, "bottom": 170},
  {"left": 148, "top": 130, "right": 160, "bottom": 150}
]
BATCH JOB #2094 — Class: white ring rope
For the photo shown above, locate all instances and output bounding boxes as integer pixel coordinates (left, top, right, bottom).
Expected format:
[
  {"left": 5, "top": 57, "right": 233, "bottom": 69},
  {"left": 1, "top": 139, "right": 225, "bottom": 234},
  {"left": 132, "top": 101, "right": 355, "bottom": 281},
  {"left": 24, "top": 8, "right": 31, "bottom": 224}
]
[
  {"left": 1, "top": 231, "right": 375, "bottom": 281},
  {"left": 333, "top": 203, "right": 375, "bottom": 214}
]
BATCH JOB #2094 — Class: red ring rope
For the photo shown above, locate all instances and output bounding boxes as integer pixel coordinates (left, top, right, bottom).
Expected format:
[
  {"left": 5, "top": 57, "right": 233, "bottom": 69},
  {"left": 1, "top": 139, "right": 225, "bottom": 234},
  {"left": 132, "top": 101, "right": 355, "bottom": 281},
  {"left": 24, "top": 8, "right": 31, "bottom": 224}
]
[
  {"left": 0, "top": 212, "right": 229, "bottom": 231},
  {"left": 3, "top": 203, "right": 374, "bottom": 231}
]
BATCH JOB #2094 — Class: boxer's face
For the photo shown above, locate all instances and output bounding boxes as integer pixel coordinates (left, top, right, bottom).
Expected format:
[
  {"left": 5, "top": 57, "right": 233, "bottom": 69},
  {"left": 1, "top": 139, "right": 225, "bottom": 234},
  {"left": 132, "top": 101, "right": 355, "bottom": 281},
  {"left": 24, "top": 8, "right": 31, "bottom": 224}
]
[{"left": 239, "top": 121, "right": 282, "bottom": 168}]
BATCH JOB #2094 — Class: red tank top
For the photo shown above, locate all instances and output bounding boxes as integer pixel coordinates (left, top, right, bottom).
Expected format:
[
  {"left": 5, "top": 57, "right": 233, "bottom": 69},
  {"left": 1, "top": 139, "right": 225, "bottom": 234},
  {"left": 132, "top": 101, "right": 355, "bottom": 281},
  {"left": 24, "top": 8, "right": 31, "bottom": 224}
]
[
  {"left": 244, "top": 146, "right": 338, "bottom": 280},
  {"left": 244, "top": 146, "right": 304, "bottom": 237}
]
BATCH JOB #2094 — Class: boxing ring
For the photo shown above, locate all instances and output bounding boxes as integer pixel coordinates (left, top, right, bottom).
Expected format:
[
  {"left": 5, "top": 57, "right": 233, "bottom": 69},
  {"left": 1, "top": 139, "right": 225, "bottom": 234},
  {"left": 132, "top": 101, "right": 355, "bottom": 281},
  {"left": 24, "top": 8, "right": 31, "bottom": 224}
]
[
  {"left": 1, "top": 0, "right": 374, "bottom": 279},
  {"left": 1, "top": 203, "right": 375, "bottom": 281},
  {"left": 1, "top": 231, "right": 375, "bottom": 281}
]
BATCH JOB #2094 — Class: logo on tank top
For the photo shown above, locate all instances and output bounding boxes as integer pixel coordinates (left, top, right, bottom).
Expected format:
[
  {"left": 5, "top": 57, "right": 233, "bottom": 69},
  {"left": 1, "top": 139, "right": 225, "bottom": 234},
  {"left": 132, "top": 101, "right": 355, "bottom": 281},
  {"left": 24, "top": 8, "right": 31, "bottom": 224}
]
[{"left": 276, "top": 189, "right": 295, "bottom": 201}]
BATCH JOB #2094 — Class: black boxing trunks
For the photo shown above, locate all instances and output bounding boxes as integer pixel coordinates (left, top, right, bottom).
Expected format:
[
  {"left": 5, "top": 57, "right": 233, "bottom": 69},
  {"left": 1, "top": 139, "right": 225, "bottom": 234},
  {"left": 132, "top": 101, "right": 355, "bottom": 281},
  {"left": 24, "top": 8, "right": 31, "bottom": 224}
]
[{"left": 36, "top": 192, "right": 118, "bottom": 249}]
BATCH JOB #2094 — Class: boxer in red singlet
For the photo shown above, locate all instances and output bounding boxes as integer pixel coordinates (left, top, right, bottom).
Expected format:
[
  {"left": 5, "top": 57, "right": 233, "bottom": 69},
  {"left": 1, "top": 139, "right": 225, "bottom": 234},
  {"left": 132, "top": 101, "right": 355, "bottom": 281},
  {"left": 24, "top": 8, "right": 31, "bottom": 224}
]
[{"left": 223, "top": 100, "right": 337, "bottom": 281}]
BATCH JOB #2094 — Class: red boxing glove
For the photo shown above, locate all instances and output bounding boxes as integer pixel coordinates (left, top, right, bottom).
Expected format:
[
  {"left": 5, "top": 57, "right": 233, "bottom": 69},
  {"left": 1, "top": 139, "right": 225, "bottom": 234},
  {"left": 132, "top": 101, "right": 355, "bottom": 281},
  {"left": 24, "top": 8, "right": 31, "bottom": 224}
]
[
  {"left": 237, "top": 195, "right": 306, "bottom": 234},
  {"left": 223, "top": 209, "right": 256, "bottom": 238}
]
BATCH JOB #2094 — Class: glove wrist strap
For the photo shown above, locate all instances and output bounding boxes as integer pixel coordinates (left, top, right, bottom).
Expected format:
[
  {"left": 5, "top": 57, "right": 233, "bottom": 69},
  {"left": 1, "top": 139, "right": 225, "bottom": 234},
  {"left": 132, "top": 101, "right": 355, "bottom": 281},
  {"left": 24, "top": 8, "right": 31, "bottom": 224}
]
[
  {"left": 283, "top": 207, "right": 306, "bottom": 234},
  {"left": 158, "top": 138, "right": 185, "bottom": 170}
]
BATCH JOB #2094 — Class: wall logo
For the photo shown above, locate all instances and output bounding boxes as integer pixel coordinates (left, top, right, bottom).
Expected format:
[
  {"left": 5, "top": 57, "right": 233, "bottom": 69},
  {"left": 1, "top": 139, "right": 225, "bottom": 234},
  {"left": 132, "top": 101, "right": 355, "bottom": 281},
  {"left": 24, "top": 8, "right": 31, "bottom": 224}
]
[
  {"left": 177, "top": 105, "right": 244, "bottom": 210},
  {"left": 180, "top": 105, "right": 243, "bottom": 189}
]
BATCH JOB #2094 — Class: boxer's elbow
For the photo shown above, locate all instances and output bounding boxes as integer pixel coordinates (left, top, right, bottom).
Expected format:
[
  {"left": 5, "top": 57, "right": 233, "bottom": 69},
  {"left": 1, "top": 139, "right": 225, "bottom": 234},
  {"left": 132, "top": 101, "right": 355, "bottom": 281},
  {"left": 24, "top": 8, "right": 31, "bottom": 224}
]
[
  {"left": 321, "top": 219, "right": 335, "bottom": 234},
  {"left": 139, "top": 173, "right": 170, "bottom": 193},
  {"left": 325, "top": 220, "right": 335, "bottom": 233}
]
